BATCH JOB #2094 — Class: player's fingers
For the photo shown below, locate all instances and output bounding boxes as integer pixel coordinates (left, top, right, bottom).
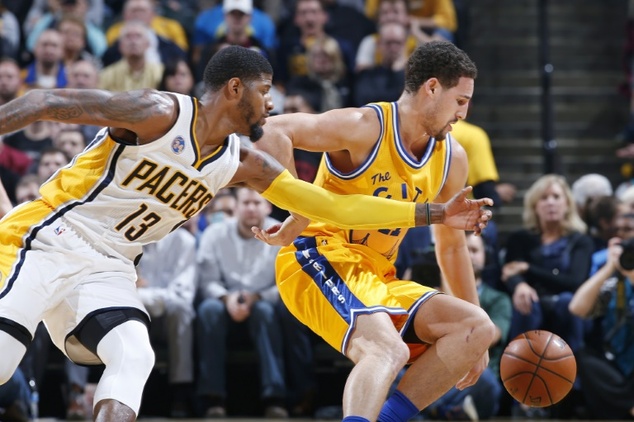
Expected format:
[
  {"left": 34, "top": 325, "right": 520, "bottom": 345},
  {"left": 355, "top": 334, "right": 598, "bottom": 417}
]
[
  {"left": 455, "top": 371, "right": 477, "bottom": 390},
  {"left": 451, "top": 186, "right": 472, "bottom": 203},
  {"left": 473, "top": 197, "right": 494, "bottom": 207},
  {"left": 461, "top": 185, "right": 473, "bottom": 195},
  {"left": 252, "top": 228, "right": 272, "bottom": 244}
]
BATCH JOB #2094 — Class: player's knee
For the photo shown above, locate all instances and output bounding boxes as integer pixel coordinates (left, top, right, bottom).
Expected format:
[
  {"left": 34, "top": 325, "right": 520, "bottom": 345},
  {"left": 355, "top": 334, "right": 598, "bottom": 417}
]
[
  {"left": 122, "top": 339, "right": 155, "bottom": 378},
  {"left": 374, "top": 340, "right": 410, "bottom": 378},
  {"left": 0, "top": 355, "right": 22, "bottom": 385},
  {"left": 468, "top": 307, "right": 496, "bottom": 351},
  {"left": 98, "top": 322, "right": 155, "bottom": 379},
  {"left": 0, "top": 368, "right": 15, "bottom": 386},
  {"left": 0, "top": 332, "right": 27, "bottom": 385},
  {"left": 348, "top": 335, "right": 410, "bottom": 373},
  {"left": 389, "top": 340, "right": 411, "bottom": 369}
]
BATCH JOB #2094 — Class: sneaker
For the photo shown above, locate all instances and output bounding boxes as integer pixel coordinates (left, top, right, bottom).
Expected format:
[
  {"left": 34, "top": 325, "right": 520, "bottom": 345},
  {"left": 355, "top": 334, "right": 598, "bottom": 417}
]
[
  {"left": 205, "top": 406, "right": 227, "bottom": 418},
  {"left": 264, "top": 405, "right": 289, "bottom": 418}
]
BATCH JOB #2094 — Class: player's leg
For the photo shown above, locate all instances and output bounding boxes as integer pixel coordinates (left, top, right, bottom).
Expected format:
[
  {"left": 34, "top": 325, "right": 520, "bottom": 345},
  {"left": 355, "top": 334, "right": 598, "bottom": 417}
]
[
  {"left": 92, "top": 319, "right": 155, "bottom": 421},
  {"left": 45, "top": 263, "right": 154, "bottom": 422},
  {"left": 277, "top": 238, "right": 413, "bottom": 421},
  {"left": 390, "top": 294, "right": 494, "bottom": 411},
  {"left": 343, "top": 311, "right": 411, "bottom": 420},
  {"left": 0, "top": 330, "right": 28, "bottom": 384},
  {"left": 0, "top": 253, "right": 52, "bottom": 385}
]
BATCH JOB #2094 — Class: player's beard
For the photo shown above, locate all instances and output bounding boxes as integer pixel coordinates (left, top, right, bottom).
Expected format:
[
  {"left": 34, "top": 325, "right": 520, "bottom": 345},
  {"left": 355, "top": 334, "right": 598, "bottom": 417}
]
[
  {"left": 434, "top": 132, "right": 447, "bottom": 141},
  {"left": 238, "top": 95, "right": 264, "bottom": 141},
  {"left": 250, "top": 124, "right": 264, "bottom": 141}
]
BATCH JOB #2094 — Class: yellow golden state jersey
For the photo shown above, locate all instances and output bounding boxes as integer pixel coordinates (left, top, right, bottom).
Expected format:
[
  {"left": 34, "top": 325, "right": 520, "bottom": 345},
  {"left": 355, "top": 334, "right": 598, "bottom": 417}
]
[
  {"left": 25, "top": 93, "right": 240, "bottom": 261},
  {"left": 303, "top": 101, "right": 451, "bottom": 262}
]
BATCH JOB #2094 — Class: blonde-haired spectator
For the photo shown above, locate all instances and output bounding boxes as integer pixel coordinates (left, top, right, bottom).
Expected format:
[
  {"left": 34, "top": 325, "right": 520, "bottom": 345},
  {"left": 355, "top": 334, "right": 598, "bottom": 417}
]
[
  {"left": 502, "top": 174, "right": 593, "bottom": 360},
  {"left": 286, "top": 36, "right": 349, "bottom": 112}
]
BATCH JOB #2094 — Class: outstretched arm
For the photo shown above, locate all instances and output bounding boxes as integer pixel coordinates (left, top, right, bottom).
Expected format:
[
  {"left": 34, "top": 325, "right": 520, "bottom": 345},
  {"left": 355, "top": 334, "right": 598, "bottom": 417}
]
[
  {"left": 231, "top": 146, "right": 492, "bottom": 231},
  {"left": 433, "top": 139, "right": 492, "bottom": 390},
  {"left": 0, "top": 89, "right": 177, "bottom": 142}
]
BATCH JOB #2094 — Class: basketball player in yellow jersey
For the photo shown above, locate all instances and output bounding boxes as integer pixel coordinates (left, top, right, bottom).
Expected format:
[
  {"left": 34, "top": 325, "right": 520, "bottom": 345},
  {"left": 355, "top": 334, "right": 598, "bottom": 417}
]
[
  {"left": 0, "top": 46, "right": 491, "bottom": 422},
  {"left": 253, "top": 41, "right": 497, "bottom": 422}
]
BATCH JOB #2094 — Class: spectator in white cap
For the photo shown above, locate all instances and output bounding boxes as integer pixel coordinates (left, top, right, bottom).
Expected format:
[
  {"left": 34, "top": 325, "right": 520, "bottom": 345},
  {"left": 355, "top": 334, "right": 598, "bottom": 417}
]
[
  {"left": 192, "top": 0, "right": 277, "bottom": 69},
  {"left": 223, "top": 0, "right": 253, "bottom": 14},
  {"left": 193, "top": 0, "right": 273, "bottom": 81}
]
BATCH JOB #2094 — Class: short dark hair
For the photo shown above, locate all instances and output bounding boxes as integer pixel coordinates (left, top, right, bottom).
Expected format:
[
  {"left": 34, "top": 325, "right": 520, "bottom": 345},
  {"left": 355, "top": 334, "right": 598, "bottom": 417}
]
[
  {"left": 202, "top": 46, "right": 273, "bottom": 92},
  {"left": 404, "top": 41, "right": 477, "bottom": 94}
]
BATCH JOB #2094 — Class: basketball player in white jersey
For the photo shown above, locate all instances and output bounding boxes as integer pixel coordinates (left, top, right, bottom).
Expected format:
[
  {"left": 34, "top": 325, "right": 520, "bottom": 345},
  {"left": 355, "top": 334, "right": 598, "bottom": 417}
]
[{"left": 0, "top": 46, "right": 491, "bottom": 421}]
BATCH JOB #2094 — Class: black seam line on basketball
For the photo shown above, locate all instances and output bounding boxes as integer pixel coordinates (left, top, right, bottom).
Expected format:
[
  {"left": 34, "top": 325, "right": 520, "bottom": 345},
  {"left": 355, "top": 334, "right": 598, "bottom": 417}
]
[
  {"left": 501, "top": 354, "right": 575, "bottom": 383},
  {"left": 521, "top": 332, "right": 555, "bottom": 405}
]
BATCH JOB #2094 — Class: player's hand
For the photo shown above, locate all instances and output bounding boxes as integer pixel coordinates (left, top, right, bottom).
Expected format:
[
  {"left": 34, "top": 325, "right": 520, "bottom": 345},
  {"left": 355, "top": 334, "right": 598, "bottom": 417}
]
[
  {"left": 456, "top": 350, "right": 489, "bottom": 390},
  {"left": 441, "top": 186, "right": 493, "bottom": 235},
  {"left": 252, "top": 214, "right": 309, "bottom": 246}
]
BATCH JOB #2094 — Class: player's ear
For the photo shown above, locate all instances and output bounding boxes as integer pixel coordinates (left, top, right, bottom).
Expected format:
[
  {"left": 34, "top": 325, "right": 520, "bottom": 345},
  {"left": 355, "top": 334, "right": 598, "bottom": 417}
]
[
  {"left": 425, "top": 78, "right": 440, "bottom": 95},
  {"left": 227, "top": 77, "right": 242, "bottom": 97}
]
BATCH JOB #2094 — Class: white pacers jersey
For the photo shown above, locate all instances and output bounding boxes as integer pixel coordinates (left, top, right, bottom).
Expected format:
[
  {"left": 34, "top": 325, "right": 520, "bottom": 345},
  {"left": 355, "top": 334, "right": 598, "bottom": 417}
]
[{"left": 37, "top": 92, "right": 240, "bottom": 261}]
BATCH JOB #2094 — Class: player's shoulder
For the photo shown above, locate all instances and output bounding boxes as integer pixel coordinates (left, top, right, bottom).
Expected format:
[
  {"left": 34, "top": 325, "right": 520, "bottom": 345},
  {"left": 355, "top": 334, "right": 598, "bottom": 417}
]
[
  {"left": 331, "top": 106, "right": 383, "bottom": 135},
  {"left": 447, "top": 133, "right": 467, "bottom": 163}
]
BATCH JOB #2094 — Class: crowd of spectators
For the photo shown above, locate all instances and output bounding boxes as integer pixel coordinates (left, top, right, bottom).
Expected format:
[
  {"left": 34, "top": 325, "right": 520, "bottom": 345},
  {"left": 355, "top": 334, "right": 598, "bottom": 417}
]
[{"left": 0, "top": 0, "right": 633, "bottom": 421}]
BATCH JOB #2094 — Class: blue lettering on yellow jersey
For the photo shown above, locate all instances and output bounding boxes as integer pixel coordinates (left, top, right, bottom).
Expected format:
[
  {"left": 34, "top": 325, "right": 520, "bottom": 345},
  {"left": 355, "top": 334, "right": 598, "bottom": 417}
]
[{"left": 303, "top": 101, "right": 451, "bottom": 261}]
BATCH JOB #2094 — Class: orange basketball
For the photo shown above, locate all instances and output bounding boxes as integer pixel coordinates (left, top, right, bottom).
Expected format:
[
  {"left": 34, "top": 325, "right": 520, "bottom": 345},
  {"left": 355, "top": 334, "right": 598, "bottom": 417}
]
[{"left": 500, "top": 330, "right": 576, "bottom": 408}]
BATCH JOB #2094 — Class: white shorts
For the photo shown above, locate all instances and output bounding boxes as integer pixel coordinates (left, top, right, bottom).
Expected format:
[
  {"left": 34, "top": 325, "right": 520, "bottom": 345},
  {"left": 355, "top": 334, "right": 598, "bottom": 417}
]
[{"left": 0, "top": 218, "right": 148, "bottom": 364}]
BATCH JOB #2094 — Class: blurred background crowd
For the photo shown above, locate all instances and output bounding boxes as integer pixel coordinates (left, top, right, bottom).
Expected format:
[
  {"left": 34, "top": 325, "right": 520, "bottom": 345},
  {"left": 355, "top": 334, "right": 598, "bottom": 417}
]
[{"left": 0, "top": 0, "right": 633, "bottom": 421}]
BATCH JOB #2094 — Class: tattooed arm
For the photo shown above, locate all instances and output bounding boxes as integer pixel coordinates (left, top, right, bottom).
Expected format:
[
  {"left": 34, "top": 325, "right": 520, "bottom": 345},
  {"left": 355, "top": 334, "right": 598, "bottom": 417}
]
[
  {"left": 0, "top": 89, "right": 177, "bottom": 143},
  {"left": 230, "top": 146, "right": 493, "bottom": 230}
]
